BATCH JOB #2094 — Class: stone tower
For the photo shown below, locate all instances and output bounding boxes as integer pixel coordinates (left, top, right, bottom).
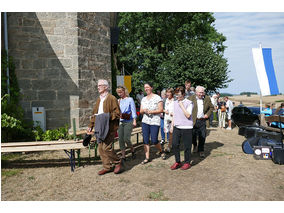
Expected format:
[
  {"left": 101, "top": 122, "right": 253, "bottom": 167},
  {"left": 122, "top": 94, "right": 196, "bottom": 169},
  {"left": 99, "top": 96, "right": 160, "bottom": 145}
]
[{"left": 5, "top": 12, "right": 114, "bottom": 130}]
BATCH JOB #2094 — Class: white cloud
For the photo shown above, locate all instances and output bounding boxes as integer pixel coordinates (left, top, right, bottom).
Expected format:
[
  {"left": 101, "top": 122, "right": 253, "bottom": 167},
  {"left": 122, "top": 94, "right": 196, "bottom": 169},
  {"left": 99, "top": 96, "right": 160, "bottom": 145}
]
[{"left": 214, "top": 12, "right": 284, "bottom": 94}]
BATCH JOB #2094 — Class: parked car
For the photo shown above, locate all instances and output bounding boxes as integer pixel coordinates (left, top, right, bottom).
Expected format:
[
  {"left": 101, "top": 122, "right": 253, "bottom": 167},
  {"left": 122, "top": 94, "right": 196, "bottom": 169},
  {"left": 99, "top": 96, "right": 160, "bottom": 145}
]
[{"left": 231, "top": 106, "right": 260, "bottom": 127}]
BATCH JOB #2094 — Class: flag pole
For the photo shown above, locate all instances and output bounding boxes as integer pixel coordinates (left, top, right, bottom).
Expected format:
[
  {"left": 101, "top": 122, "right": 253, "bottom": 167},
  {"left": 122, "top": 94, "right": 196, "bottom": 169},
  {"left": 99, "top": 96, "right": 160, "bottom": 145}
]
[
  {"left": 260, "top": 91, "right": 263, "bottom": 112},
  {"left": 259, "top": 42, "right": 263, "bottom": 113}
]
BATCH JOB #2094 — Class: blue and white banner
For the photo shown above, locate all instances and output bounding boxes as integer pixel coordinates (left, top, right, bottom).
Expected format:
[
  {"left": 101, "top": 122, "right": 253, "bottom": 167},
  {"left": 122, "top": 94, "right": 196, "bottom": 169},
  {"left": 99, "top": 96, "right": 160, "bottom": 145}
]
[{"left": 252, "top": 47, "right": 279, "bottom": 96}]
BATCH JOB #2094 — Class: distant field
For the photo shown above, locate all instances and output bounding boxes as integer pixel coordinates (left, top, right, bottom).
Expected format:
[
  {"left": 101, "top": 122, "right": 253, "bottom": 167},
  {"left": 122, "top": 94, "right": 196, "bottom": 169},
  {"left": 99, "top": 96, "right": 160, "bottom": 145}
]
[{"left": 229, "top": 94, "right": 284, "bottom": 107}]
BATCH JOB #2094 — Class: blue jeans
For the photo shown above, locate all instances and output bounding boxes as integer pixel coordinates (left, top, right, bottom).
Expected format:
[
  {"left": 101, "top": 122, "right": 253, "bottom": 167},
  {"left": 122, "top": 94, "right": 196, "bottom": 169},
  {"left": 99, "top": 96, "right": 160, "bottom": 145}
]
[
  {"left": 142, "top": 123, "right": 160, "bottom": 145},
  {"left": 160, "top": 118, "right": 169, "bottom": 141}
]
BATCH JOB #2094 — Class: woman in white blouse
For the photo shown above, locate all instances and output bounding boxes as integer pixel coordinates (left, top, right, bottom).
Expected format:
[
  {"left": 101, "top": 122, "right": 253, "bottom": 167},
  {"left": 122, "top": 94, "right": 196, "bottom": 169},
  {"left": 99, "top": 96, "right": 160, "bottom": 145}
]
[
  {"left": 140, "top": 82, "right": 165, "bottom": 164},
  {"left": 163, "top": 88, "right": 174, "bottom": 153}
]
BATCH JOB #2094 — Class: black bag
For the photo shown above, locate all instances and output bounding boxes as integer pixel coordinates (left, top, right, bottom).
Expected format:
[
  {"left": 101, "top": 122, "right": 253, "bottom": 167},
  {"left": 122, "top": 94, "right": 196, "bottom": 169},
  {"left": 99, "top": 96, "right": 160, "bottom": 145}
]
[
  {"left": 272, "top": 147, "right": 284, "bottom": 165},
  {"left": 256, "top": 131, "right": 282, "bottom": 141},
  {"left": 83, "top": 134, "right": 92, "bottom": 147},
  {"left": 242, "top": 137, "right": 259, "bottom": 154},
  {"left": 271, "top": 115, "right": 284, "bottom": 164},
  {"left": 253, "top": 146, "right": 272, "bottom": 160},
  {"left": 238, "top": 125, "right": 265, "bottom": 138},
  {"left": 242, "top": 136, "right": 282, "bottom": 154}
]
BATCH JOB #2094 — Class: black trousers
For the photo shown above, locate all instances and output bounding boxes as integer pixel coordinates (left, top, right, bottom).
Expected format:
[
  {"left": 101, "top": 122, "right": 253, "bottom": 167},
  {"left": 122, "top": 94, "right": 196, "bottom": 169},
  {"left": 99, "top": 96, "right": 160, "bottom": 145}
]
[
  {"left": 172, "top": 127, "right": 193, "bottom": 163},
  {"left": 193, "top": 119, "right": 206, "bottom": 152}
]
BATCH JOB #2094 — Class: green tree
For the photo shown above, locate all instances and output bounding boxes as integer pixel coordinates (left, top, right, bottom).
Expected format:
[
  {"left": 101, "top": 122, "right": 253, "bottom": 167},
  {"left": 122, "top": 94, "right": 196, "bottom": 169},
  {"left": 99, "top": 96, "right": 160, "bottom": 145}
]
[
  {"left": 116, "top": 12, "right": 231, "bottom": 92},
  {"left": 158, "top": 40, "right": 231, "bottom": 90}
]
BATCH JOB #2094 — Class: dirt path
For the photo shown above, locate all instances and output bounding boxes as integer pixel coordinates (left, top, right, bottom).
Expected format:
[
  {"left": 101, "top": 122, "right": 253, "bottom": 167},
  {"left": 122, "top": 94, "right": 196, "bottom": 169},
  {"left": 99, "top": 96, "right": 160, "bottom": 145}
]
[{"left": 1, "top": 126, "right": 284, "bottom": 201}]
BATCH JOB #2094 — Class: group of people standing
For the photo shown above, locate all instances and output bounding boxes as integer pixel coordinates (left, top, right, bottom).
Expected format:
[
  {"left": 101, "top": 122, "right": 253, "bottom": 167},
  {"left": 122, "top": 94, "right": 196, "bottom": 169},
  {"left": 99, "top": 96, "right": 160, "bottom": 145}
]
[
  {"left": 87, "top": 79, "right": 214, "bottom": 175},
  {"left": 210, "top": 93, "right": 234, "bottom": 130}
]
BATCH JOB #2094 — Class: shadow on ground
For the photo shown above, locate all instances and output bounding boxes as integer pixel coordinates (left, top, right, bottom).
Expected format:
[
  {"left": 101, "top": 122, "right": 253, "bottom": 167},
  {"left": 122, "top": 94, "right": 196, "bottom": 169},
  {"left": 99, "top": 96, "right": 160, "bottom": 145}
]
[
  {"left": 190, "top": 141, "right": 224, "bottom": 166},
  {"left": 1, "top": 140, "right": 224, "bottom": 172}
]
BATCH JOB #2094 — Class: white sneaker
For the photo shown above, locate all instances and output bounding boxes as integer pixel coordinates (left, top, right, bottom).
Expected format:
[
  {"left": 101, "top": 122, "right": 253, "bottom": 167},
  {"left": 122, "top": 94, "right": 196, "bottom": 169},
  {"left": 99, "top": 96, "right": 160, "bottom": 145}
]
[{"left": 226, "top": 127, "right": 232, "bottom": 130}]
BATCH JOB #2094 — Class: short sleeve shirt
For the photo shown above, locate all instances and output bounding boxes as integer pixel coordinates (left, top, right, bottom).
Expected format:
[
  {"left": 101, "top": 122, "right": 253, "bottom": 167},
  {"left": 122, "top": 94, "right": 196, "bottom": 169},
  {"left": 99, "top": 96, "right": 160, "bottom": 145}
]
[
  {"left": 226, "top": 100, "right": 234, "bottom": 113},
  {"left": 141, "top": 94, "right": 162, "bottom": 126}
]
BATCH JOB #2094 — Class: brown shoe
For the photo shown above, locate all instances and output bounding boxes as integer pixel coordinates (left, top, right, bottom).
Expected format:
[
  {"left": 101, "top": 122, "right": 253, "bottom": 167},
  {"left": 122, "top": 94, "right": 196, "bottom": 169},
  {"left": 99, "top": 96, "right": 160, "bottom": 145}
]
[
  {"left": 114, "top": 163, "right": 123, "bottom": 174},
  {"left": 98, "top": 169, "right": 111, "bottom": 175}
]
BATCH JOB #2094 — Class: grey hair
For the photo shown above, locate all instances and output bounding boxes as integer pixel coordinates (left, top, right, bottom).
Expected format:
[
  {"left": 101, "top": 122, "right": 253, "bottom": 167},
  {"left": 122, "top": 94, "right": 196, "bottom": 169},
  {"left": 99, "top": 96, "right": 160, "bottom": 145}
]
[
  {"left": 195, "top": 86, "right": 205, "bottom": 92},
  {"left": 98, "top": 79, "right": 109, "bottom": 90},
  {"left": 161, "top": 89, "right": 166, "bottom": 96}
]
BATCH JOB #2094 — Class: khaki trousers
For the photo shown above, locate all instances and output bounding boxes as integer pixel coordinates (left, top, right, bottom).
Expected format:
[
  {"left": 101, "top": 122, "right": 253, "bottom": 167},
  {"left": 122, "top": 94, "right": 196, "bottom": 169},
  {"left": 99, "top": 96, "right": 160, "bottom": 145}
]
[{"left": 98, "top": 130, "right": 120, "bottom": 170}]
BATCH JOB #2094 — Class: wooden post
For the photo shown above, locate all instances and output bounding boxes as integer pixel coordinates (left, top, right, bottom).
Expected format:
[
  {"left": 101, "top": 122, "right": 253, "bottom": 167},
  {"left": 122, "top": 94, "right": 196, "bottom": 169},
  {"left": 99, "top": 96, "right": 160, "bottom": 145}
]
[{"left": 72, "top": 118, "right": 76, "bottom": 139}]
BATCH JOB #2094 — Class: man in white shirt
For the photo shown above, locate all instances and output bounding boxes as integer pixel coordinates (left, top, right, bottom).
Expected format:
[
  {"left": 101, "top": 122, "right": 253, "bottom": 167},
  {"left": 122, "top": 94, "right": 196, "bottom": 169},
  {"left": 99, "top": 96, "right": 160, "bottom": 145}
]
[
  {"left": 188, "top": 86, "right": 214, "bottom": 158},
  {"left": 224, "top": 96, "right": 234, "bottom": 130}
]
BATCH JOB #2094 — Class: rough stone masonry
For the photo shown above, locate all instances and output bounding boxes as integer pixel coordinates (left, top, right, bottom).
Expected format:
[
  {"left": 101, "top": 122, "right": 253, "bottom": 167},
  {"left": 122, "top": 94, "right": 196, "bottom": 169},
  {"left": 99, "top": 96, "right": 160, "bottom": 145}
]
[{"left": 7, "top": 12, "right": 113, "bottom": 130}]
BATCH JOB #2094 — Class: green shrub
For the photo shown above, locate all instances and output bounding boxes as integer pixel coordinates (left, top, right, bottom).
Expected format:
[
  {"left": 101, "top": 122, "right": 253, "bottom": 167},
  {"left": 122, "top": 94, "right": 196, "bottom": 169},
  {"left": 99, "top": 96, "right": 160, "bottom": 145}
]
[
  {"left": 1, "top": 50, "right": 30, "bottom": 142},
  {"left": 32, "top": 125, "right": 44, "bottom": 141},
  {"left": 42, "top": 130, "right": 57, "bottom": 141},
  {"left": 33, "top": 125, "right": 73, "bottom": 141}
]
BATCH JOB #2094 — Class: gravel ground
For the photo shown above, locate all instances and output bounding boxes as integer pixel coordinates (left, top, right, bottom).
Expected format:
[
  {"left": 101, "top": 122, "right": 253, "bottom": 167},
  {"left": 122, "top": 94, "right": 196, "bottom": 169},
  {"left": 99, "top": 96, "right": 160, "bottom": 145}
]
[{"left": 1, "top": 125, "right": 284, "bottom": 201}]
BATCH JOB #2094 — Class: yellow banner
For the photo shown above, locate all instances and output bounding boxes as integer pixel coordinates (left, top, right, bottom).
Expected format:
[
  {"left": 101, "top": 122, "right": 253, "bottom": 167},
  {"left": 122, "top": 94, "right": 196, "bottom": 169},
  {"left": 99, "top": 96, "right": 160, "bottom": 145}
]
[{"left": 124, "top": 76, "right": 132, "bottom": 93}]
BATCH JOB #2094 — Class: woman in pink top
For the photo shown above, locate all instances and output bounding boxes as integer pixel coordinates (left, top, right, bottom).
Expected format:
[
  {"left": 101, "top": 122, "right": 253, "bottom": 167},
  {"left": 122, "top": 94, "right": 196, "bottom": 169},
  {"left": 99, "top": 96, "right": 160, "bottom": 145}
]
[{"left": 170, "top": 86, "right": 194, "bottom": 170}]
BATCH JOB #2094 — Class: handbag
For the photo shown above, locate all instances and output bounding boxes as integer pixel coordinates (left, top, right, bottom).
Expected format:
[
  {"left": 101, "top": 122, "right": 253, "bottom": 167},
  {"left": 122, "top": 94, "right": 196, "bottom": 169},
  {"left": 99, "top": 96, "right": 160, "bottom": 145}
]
[
  {"left": 83, "top": 134, "right": 92, "bottom": 146},
  {"left": 121, "top": 112, "right": 131, "bottom": 120}
]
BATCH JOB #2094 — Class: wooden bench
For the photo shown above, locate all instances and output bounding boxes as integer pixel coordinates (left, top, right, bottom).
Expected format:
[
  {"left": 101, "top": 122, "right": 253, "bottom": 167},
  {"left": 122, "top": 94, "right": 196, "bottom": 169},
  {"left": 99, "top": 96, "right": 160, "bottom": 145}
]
[
  {"left": 73, "top": 127, "right": 142, "bottom": 160},
  {"left": 1, "top": 127, "right": 143, "bottom": 172},
  {"left": 1, "top": 140, "right": 85, "bottom": 172},
  {"left": 263, "top": 115, "right": 284, "bottom": 133}
]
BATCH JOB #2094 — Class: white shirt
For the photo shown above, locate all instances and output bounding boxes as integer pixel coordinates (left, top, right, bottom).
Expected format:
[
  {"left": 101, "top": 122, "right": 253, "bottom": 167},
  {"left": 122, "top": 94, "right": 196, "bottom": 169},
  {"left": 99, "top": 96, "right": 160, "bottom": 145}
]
[
  {"left": 196, "top": 97, "right": 204, "bottom": 119},
  {"left": 226, "top": 99, "right": 234, "bottom": 113},
  {"left": 98, "top": 96, "right": 106, "bottom": 115},
  {"left": 211, "top": 97, "right": 217, "bottom": 107},
  {"left": 141, "top": 94, "right": 162, "bottom": 126},
  {"left": 164, "top": 98, "right": 174, "bottom": 123}
]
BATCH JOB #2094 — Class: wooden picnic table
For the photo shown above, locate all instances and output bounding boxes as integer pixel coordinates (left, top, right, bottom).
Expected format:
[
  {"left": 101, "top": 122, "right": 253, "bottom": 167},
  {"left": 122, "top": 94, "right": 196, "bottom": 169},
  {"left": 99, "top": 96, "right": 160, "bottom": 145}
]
[{"left": 1, "top": 127, "right": 143, "bottom": 172}]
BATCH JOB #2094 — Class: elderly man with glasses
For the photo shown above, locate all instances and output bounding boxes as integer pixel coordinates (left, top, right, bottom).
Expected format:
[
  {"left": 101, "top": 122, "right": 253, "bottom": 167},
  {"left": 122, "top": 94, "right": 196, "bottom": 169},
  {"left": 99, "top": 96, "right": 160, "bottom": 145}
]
[{"left": 87, "top": 79, "right": 123, "bottom": 175}]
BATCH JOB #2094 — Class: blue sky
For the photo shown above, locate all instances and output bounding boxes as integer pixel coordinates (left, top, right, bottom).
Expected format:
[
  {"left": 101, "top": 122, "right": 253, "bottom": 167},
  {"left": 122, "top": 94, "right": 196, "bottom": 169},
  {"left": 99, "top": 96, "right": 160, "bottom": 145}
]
[{"left": 213, "top": 12, "right": 284, "bottom": 95}]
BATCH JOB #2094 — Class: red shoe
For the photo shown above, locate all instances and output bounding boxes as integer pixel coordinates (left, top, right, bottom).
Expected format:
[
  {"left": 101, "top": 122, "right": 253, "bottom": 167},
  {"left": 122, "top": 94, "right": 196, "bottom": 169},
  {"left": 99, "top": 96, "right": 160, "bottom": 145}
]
[
  {"left": 180, "top": 163, "right": 191, "bottom": 170},
  {"left": 98, "top": 169, "right": 112, "bottom": 175},
  {"left": 170, "top": 162, "right": 181, "bottom": 170},
  {"left": 114, "top": 163, "right": 124, "bottom": 174}
]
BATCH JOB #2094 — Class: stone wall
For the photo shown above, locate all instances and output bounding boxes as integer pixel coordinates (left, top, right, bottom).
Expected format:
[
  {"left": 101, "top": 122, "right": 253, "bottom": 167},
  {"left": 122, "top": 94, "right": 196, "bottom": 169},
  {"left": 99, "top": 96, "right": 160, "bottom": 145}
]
[
  {"left": 77, "top": 12, "right": 112, "bottom": 127},
  {"left": 6, "top": 12, "right": 112, "bottom": 130}
]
